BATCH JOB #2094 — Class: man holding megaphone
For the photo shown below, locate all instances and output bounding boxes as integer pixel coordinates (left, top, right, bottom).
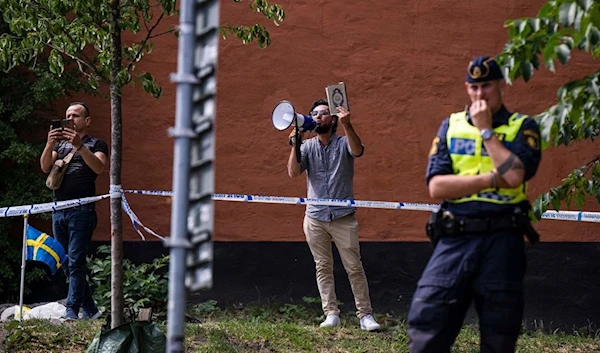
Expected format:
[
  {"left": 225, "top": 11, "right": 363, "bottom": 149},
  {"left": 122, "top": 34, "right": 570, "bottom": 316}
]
[{"left": 286, "top": 99, "right": 381, "bottom": 332}]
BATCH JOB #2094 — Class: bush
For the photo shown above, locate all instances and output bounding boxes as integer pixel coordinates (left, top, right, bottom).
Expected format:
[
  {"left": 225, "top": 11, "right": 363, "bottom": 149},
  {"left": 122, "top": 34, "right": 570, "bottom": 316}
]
[{"left": 87, "top": 245, "right": 169, "bottom": 318}]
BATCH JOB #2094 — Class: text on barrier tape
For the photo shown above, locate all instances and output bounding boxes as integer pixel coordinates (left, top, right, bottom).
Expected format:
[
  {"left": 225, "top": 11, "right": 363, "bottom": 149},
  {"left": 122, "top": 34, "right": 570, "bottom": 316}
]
[{"left": 124, "top": 190, "right": 600, "bottom": 223}]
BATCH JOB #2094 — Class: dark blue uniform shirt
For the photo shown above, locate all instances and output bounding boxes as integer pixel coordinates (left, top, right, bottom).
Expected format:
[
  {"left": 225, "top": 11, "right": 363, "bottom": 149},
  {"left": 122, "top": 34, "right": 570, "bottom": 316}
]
[{"left": 426, "top": 105, "right": 542, "bottom": 217}]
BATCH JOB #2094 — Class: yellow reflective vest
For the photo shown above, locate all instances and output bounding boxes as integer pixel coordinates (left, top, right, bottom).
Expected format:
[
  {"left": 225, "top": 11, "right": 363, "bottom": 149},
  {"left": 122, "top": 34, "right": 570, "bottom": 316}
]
[{"left": 446, "top": 111, "right": 528, "bottom": 205}]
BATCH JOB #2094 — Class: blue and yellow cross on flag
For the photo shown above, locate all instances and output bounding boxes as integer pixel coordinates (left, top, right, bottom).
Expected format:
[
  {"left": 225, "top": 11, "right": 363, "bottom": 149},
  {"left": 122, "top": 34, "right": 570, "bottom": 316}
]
[{"left": 26, "top": 225, "right": 67, "bottom": 275}]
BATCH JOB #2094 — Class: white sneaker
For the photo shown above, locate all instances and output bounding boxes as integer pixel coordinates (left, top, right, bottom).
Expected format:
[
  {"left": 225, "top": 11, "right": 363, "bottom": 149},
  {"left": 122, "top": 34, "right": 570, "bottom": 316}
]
[
  {"left": 360, "top": 314, "right": 381, "bottom": 331},
  {"left": 319, "top": 314, "right": 341, "bottom": 328}
]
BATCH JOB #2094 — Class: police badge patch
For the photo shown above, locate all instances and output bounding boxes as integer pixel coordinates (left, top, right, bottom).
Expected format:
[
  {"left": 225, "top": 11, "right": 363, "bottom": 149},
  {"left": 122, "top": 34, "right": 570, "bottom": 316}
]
[
  {"left": 429, "top": 137, "right": 440, "bottom": 156},
  {"left": 523, "top": 129, "right": 540, "bottom": 150}
]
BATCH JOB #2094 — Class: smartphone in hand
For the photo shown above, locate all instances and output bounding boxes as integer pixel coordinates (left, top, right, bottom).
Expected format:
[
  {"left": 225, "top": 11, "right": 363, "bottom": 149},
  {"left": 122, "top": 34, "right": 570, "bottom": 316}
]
[
  {"left": 51, "top": 120, "right": 62, "bottom": 130},
  {"left": 62, "top": 119, "right": 74, "bottom": 130}
]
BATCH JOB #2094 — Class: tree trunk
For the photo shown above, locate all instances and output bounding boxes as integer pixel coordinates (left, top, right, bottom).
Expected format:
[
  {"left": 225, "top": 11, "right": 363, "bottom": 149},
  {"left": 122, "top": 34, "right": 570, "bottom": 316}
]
[{"left": 109, "top": 0, "right": 124, "bottom": 328}]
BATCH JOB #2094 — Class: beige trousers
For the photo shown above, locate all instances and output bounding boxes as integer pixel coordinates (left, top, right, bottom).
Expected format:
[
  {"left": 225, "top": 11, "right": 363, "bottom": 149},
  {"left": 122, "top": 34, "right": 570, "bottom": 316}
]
[{"left": 303, "top": 214, "right": 373, "bottom": 318}]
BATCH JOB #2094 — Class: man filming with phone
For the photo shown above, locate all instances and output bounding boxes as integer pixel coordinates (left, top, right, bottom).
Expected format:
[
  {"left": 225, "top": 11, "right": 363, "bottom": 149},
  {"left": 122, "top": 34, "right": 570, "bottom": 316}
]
[{"left": 40, "top": 102, "right": 108, "bottom": 320}]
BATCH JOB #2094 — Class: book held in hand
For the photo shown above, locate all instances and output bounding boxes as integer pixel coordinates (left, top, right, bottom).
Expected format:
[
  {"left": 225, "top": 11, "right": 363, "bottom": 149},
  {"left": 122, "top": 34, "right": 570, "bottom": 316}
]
[{"left": 325, "top": 82, "right": 350, "bottom": 116}]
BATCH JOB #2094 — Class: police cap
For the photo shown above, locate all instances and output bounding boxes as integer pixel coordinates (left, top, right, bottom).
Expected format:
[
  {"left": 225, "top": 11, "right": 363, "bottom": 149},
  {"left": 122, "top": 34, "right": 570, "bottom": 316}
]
[{"left": 466, "top": 56, "right": 503, "bottom": 83}]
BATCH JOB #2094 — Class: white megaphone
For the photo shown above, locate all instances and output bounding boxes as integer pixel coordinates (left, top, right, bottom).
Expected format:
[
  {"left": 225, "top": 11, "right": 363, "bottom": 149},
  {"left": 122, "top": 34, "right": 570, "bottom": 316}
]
[{"left": 271, "top": 100, "right": 317, "bottom": 132}]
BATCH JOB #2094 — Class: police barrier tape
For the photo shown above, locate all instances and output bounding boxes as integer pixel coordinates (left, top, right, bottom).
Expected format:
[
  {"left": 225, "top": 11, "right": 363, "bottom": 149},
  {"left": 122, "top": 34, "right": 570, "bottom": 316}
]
[
  {"left": 0, "top": 193, "right": 165, "bottom": 241},
  {"left": 1, "top": 189, "right": 598, "bottom": 239},
  {"left": 121, "top": 194, "right": 166, "bottom": 241},
  {"left": 123, "top": 189, "right": 600, "bottom": 223},
  {"left": 0, "top": 194, "right": 110, "bottom": 218}
]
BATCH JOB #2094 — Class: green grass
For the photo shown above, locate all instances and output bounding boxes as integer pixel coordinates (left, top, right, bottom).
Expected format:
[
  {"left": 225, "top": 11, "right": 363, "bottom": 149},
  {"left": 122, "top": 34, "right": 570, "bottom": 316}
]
[
  {"left": 1, "top": 319, "right": 102, "bottom": 353},
  {"left": 2, "top": 303, "right": 600, "bottom": 352},
  {"left": 184, "top": 308, "right": 600, "bottom": 353}
]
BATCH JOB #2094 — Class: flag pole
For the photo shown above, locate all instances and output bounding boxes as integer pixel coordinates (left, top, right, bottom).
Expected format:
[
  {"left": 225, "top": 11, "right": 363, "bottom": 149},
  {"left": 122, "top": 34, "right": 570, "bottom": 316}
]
[{"left": 19, "top": 215, "right": 29, "bottom": 321}]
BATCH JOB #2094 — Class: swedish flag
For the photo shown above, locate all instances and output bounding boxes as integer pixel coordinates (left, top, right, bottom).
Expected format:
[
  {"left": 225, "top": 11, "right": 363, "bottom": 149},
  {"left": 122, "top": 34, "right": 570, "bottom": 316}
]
[{"left": 26, "top": 226, "right": 67, "bottom": 275}]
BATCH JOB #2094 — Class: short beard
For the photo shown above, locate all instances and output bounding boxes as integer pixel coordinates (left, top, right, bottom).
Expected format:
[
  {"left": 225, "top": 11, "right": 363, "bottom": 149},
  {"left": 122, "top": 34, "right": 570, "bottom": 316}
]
[{"left": 315, "top": 124, "right": 331, "bottom": 134}]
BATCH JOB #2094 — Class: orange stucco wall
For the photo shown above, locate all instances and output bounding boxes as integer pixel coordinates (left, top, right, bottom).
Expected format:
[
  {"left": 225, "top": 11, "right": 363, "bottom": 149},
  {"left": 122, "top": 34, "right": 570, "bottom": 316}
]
[{"left": 75, "top": 0, "right": 599, "bottom": 243}]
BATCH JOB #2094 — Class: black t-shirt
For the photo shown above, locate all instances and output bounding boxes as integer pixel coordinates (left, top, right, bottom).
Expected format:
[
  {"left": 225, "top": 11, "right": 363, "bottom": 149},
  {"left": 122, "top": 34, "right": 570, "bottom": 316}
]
[{"left": 53, "top": 135, "right": 109, "bottom": 201}]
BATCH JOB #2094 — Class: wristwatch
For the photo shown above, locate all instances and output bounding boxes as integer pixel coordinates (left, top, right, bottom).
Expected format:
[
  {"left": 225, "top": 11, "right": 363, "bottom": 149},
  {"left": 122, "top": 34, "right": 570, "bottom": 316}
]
[{"left": 480, "top": 129, "right": 494, "bottom": 141}]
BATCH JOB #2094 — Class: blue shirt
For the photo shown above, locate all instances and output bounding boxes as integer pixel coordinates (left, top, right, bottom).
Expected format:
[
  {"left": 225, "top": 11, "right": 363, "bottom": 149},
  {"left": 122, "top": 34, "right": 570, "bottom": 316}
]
[
  {"left": 426, "top": 105, "right": 542, "bottom": 217},
  {"left": 300, "top": 134, "right": 361, "bottom": 222}
]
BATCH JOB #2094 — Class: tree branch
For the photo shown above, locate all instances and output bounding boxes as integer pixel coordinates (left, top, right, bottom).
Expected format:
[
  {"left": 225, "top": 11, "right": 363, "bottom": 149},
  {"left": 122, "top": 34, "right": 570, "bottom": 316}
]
[
  {"left": 148, "top": 28, "right": 176, "bottom": 39},
  {"left": 126, "top": 12, "right": 165, "bottom": 72},
  {"left": 581, "top": 154, "right": 600, "bottom": 176},
  {"left": 143, "top": 14, "right": 151, "bottom": 33},
  {"left": 120, "top": 2, "right": 162, "bottom": 10},
  {"left": 44, "top": 43, "right": 95, "bottom": 76},
  {"left": 30, "top": 0, "right": 105, "bottom": 80}
]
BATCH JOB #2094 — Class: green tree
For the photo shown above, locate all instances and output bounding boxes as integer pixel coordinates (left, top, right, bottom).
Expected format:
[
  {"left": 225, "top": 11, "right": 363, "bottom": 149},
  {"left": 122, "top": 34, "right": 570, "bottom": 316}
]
[
  {"left": 221, "top": 0, "right": 286, "bottom": 49},
  {"left": 498, "top": 0, "right": 600, "bottom": 219},
  {"left": 0, "top": 0, "right": 284, "bottom": 326},
  {"left": 0, "top": 21, "right": 90, "bottom": 302}
]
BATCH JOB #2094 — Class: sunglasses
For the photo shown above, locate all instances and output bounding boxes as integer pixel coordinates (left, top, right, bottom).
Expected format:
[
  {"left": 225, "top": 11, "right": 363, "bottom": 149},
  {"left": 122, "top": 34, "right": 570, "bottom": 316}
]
[{"left": 310, "top": 109, "right": 330, "bottom": 117}]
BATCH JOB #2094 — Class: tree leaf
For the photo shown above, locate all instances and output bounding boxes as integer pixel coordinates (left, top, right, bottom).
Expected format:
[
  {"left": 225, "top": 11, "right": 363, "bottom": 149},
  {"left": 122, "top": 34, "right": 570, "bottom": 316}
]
[
  {"left": 528, "top": 18, "right": 541, "bottom": 32},
  {"left": 556, "top": 43, "right": 572, "bottom": 64},
  {"left": 589, "top": 78, "right": 600, "bottom": 97},
  {"left": 519, "top": 20, "right": 529, "bottom": 35},
  {"left": 590, "top": 3, "right": 600, "bottom": 27},
  {"left": 559, "top": 2, "right": 577, "bottom": 26},
  {"left": 537, "top": 2, "right": 555, "bottom": 18},
  {"left": 531, "top": 53, "right": 541, "bottom": 69},
  {"left": 88, "top": 75, "right": 99, "bottom": 90},
  {"left": 521, "top": 60, "right": 533, "bottom": 81},
  {"left": 550, "top": 194, "right": 562, "bottom": 210},
  {"left": 589, "top": 27, "right": 600, "bottom": 46},
  {"left": 574, "top": 190, "right": 586, "bottom": 208},
  {"left": 576, "top": 0, "right": 592, "bottom": 12}
]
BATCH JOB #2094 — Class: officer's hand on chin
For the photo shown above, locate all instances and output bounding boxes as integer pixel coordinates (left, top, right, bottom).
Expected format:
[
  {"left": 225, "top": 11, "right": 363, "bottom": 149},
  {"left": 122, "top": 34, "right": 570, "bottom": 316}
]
[{"left": 470, "top": 99, "right": 492, "bottom": 130}]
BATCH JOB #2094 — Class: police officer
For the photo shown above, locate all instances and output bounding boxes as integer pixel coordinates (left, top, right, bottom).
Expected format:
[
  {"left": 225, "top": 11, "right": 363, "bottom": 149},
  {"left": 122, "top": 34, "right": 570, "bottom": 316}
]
[{"left": 407, "top": 56, "right": 542, "bottom": 353}]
